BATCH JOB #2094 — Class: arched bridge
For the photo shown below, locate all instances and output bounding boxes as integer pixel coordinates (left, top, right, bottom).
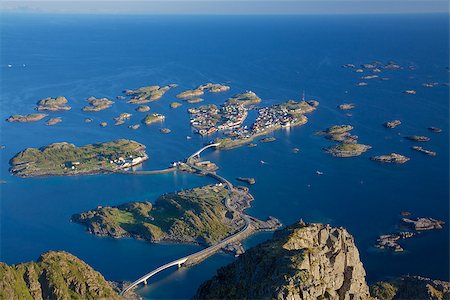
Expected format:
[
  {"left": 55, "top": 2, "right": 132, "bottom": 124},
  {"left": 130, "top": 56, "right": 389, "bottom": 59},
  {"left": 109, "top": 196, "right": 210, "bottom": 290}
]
[{"left": 187, "top": 143, "right": 220, "bottom": 162}]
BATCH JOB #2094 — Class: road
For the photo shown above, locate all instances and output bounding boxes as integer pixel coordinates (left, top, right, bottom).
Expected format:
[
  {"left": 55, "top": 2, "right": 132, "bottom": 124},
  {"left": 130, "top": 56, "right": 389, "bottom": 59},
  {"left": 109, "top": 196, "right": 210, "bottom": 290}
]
[{"left": 120, "top": 143, "right": 254, "bottom": 296}]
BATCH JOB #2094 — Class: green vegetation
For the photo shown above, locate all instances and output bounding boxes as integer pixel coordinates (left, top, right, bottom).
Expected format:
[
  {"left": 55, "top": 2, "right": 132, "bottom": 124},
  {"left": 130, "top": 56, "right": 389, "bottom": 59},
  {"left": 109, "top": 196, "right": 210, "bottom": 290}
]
[
  {"left": 126, "top": 84, "right": 177, "bottom": 103},
  {"left": 142, "top": 113, "right": 165, "bottom": 125},
  {"left": 186, "top": 98, "right": 204, "bottom": 104},
  {"left": 136, "top": 105, "right": 150, "bottom": 112},
  {"left": 73, "top": 185, "right": 234, "bottom": 245},
  {"left": 226, "top": 91, "right": 261, "bottom": 106},
  {"left": 82, "top": 97, "right": 114, "bottom": 112},
  {"left": 370, "top": 282, "right": 398, "bottom": 300},
  {"left": 324, "top": 143, "right": 372, "bottom": 157},
  {"left": 177, "top": 89, "right": 204, "bottom": 99},
  {"left": 36, "top": 96, "right": 71, "bottom": 111},
  {"left": 6, "top": 114, "right": 48, "bottom": 123},
  {"left": 0, "top": 251, "right": 120, "bottom": 300},
  {"left": 9, "top": 139, "right": 147, "bottom": 177}
]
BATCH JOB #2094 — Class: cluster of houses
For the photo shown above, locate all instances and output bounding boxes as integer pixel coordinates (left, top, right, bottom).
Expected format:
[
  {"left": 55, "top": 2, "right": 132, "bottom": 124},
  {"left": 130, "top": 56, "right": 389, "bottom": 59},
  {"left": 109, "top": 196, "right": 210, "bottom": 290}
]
[
  {"left": 189, "top": 103, "right": 248, "bottom": 136},
  {"left": 110, "top": 155, "right": 146, "bottom": 169}
]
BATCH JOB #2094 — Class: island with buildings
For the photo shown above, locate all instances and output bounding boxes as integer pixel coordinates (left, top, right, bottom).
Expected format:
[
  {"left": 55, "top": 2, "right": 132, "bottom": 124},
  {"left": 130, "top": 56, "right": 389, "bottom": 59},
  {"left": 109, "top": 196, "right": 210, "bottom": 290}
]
[{"left": 9, "top": 139, "right": 148, "bottom": 177}]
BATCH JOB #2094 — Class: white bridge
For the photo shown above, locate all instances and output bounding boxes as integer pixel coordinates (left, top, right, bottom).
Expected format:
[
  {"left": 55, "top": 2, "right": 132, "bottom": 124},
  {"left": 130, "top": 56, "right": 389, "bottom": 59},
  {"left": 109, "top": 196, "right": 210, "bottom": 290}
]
[{"left": 120, "top": 142, "right": 257, "bottom": 296}]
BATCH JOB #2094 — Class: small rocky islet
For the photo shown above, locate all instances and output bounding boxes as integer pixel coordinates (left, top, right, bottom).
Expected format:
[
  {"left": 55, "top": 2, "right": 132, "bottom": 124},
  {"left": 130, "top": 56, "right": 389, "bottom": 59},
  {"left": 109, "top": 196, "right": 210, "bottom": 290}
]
[
  {"left": 82, "top": 96, "right": 114, "bottom": 112},
  {"left": 142, "top": 113, "right": 165, "bottom": 125},
  {"left": 36, "top": 96, "right": 71, "bottom": 111},
  {"left": 384, "top": 119, "right": 401, "bottom": 128},
  {"left": 371, "top": 153, "right": 410, "bottom": 164},
  {"left": 405, "top": 135, "right": 431, "bottom": 142},
  {"left": 45, "top": 117, "right": 62, "bottom": 126},
  {"left": 375, "top": 215, "right": 445, "bottom": 252}
]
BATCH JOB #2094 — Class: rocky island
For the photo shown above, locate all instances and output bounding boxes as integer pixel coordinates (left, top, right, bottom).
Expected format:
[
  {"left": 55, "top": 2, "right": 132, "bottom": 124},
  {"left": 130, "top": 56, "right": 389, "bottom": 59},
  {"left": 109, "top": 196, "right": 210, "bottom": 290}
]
[
  {"left": 142, "top": 113, "right": 165, "bottom": 125},
  {"left": 176, "top": 83, "right": 230, "bottom": 99},
  {"left": 226, "top": 91, "right": 261, "bottom": 106},
  {"left": 45, "top": 117, "right": 62, "bottom": 126},
  {"left": 126, "top": 84, "right": 177, "bottom": 103},
  {"left": 73, "top": 184, "right": 274, "bottom": 247},
  {"left": 236, "top": 177, "right": 256, "bottom": 185},
  {"left": 338, "top": 103, "right": 355, "bottom": 110},
  {"left": 113, "top": 112, "right": 132, "bottom": 125},
  {"left": 194, "top": 222, "right": 372, "bottom": 300},
  {"left": 324, "top": 143, "right": 372, "bottom": 157},
  {"left": 82, "top": 97, "right": 114, "bottom": 112},
  {"left": 9, "top": 139, "right": 148, "bottom": 177},
  {"left": 405, "top": 135, "right": 430, "bottom": 142},
  {"left": 170, "top": 101, "right": 182, "bottom": 109},
  {"left": 0, "top": 251, "right": 121, "bottom": 300},
  {"left": 428, "top": 126, "right": 442, "bottom": 133},
  {"left": 371, "top": 153, "right": 410, "bottom": 163},
  {"left": 6, "top": 114, "right": 47, "bottom": 123},
  {"left": 136, "top": 105, "right": 150, "bottom": 112},
  {"left": 384, "top": 120, "right": 401, "bottom": 128},
  {"left": 36, "top": 96, "right": 71, "bottom": 111},
  {"left": 321, "top": 125, "right": 358, "bottom": 143},
  {"left": 411, "top": 146, "right": 436, "bottom": 156}
]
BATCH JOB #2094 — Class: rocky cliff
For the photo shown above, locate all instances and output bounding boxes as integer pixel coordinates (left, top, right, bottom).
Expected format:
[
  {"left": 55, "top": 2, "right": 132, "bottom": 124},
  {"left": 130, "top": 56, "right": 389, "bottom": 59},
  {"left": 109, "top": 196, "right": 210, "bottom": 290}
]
[
  {"left": 194, "top": 221, "right": 372, "bottom": 300},
  {"left": 0, "top": 251, "right": 121, "bottom": 300}
]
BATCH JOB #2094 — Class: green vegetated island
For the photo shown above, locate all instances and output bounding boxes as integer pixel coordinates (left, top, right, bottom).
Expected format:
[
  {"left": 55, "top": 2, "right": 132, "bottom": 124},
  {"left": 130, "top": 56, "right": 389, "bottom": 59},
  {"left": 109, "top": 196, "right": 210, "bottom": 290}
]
[
  {"left": 73, "top": 184, "right": 257, "bottom": 246},
  {"left": 9, "top": 139, "right": 148, "bottom": 177},
  {"left": 0, "top": 251, "right": 122, "bottom": 300}
]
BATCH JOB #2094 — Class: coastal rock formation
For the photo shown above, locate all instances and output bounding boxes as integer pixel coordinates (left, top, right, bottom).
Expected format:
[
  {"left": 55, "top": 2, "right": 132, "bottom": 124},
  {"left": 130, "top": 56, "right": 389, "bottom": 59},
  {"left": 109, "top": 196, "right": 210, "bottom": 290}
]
[
  {"left": 384, "top": 120, "right": 401, "bottom": 129},
  {"left": 142, "top": 113, "right": 165, "bottom": 125},
  {"left": 6, "top": 114, "right": 47, "bottom": 123},
  {"left": 236, "top": 177, "right": 256, "bottom": 185},
  {"left": 370, "top": 276, "right": 450, "bottom": 300},
  {"left": 9, "top": 139, "right": 147, "bottom": 177},
  {"left": 126, "top": 84, "right": 177, "bottom": 103},
  {"left": 82, "top": 97, "right": 114, "bottom": 112},
  {"left": 45, "top": 117, "right": 62, "bottom": 126},
  {"left": 36, "top": 96, "right": 71, "bottom": 111},
  {"left": 371, "top": 153, "right": 410, "bottom": 164},
  {"left": 375, "top": 232, "right": 416, "bottom": 252},
  {"left": 324, "top": 143, "right": 372, "bottom": 157},
  {"left": 0, "top": 251, "right": 120, "bottom": 300},
  {"left": 194, "top": 222, "right": 371, "bottom": 300}
]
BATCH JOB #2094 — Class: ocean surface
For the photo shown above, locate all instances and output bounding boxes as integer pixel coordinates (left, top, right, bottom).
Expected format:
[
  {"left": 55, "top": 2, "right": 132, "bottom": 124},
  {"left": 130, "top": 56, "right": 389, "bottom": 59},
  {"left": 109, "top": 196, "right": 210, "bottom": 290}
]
[{"left": 0, "top": 13, "right": 449, "bottom": 299}]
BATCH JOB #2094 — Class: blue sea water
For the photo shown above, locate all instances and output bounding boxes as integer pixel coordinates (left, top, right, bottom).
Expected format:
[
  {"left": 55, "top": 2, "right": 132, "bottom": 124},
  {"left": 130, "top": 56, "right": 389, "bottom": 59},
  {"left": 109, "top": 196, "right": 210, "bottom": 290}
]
[{"left": 0, "top": 13, "right": 449, "bottom": 299}]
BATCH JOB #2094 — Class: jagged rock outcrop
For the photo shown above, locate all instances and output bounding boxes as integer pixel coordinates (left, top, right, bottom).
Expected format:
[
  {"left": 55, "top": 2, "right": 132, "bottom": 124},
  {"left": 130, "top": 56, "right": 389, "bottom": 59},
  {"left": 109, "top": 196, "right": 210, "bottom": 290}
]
[
  {"left": 370, "top": 276, "right": 450, "bottom": 300},
  {"left": 0, "top": 251, "right": 121, "bottom": 299},
  {"left": 194, "top": 222, "right": 372, "bottom": 300}
]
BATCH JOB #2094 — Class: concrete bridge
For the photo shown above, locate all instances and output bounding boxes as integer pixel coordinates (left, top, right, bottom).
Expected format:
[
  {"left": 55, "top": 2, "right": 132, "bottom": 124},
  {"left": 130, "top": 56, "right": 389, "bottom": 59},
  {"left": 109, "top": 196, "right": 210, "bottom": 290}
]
[
  {"left": 120, "top": 142, "right": 259, "bottom": 296},
  {"left": 187, "top": 142, "right": 221, "bottom": 162}
]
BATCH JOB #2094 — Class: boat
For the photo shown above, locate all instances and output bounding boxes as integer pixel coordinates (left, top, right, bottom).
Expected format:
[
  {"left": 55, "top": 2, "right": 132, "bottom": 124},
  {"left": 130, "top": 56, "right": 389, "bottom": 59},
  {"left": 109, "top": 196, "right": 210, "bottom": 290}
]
[
  {"left": 186, "top": 136, "right": 192, "bottom": 139},
  {"left": 316, "top": 170, "right": 324, "bottom": 175}
]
